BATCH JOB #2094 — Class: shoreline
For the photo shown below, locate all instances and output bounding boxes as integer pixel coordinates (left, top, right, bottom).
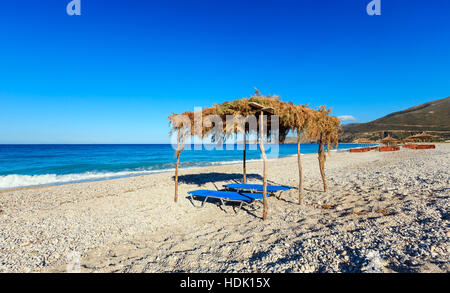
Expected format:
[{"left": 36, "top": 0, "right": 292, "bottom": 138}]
[
  {"left": 0, "top": 144, "right": 448, "bottom": 273},
  {"left": 0, "top": 153, "right": 317, "bottom": 192},
  {"left": 0, "top": 143, "right": 373, "bottom": 191}
]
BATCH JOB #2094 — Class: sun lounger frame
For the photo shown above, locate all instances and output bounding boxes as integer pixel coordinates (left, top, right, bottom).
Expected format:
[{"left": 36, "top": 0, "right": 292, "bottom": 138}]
[{"left": 187, "top": 191, "right": 258, "bottom": 214}]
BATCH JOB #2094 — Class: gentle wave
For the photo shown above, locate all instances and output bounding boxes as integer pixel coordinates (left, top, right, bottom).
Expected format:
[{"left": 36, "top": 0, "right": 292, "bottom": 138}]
[
  {"left": 0, "top": 158, "right": 264, "bottom": 189},
  {"left": 0, "top": 170, "right": 170, "bottom": 189},
  {"left": 0, "top": 145, "right": 364, "bottom": 189}
]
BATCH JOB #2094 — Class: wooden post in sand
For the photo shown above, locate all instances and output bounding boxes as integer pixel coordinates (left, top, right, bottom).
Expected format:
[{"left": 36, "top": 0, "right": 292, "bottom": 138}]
[
  {"left": 318, "top": 137, "right": 327, "bottom": 192},
  {"left": 174, "top": 149, "right": 181, "bottom": 203},
  {"left": 174, "top": 129, "right": 186, "bottom": 203},
  {"left": 243, "top": 133, "right": 247, "bottom": 184},
  {"left": 258, "top": 113, "right": 268, "bottom": 220},
  {"left": 297, "top": 136, "right": 303, "bottom": 204}
]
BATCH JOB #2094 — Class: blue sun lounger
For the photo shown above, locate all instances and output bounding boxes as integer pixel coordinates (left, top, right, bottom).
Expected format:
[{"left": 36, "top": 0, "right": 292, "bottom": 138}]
[
  {"left": 187, "top": 190, "right": 264, "bottom": 214},
  {"left": 224, "top": 183, "right": 293, "bottom": 194}
]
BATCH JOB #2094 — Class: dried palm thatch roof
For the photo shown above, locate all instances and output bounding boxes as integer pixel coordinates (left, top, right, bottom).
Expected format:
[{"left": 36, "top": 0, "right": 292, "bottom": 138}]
[
  {"left": 414, "top": 131, "right": 435, "bottom": 138},
  {"left": 168, "top": 89, "right": 308, "bottom": 143},
  {"left": 168, "top": 89, "right": 342, "bottom": 216},
  {"left": 405, "top": 131, "right": 438, "bottom": 142},
  {"left": 378, "top": 135, "right": 399, "bottom": 145},
  {"left": 168, "top": 89, "right": 315, "bottom": 220},
  {"left": 305, "top": 106, "right": 341, "bottom": 150},
  {"left": 302, "top": 106, "right": 341, "bottom": 193}
]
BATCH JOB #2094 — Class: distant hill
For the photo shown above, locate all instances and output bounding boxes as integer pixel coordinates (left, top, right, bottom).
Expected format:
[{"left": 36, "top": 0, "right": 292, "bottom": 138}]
[{"left": 341, "top": 97, "right": 450, "bottom": 142}]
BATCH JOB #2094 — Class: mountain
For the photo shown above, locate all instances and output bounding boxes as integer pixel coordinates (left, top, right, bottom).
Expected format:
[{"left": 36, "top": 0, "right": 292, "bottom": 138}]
[{"left": 341, "top": 97, "right": 450, "bottom": 142}]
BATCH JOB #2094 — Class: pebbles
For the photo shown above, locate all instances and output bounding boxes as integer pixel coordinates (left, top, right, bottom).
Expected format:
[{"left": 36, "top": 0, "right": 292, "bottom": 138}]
[{"left": 0, "top": 144, "right": 449, "bottom": 273}]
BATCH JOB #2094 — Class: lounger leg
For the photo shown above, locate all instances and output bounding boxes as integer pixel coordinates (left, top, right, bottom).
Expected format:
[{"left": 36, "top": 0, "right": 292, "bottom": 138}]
[
  {"left": 220, "top": 199, "right": 245, "bottom": 215},
  {"left": 188, "top": 195, "right": 197, "bottom": 207},
  {"left": 202, "top": 196, "right": 209, "bottom": 207},
  {"left": 189, "top": 195, "right": 209, "bottom": 208},
  {"left": 234, "top": 201, "right": 244, "bottom": 214},
  {"left": 219, "top": 198, "right": 229, "bottom": 214},
  {"left": 275, "top": 191, "right": 281, "bottom": 200}
]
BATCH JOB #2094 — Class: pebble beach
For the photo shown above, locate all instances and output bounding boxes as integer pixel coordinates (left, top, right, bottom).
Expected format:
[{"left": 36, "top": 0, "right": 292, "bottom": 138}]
[{"left": 0, "top": 144, "right": 449, "bottom": 273}]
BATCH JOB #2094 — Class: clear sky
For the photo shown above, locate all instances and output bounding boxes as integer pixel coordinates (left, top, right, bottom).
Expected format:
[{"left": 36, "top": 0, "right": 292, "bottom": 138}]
[{"left": 1, "top": 0, "right": 449, "bottom": 144}]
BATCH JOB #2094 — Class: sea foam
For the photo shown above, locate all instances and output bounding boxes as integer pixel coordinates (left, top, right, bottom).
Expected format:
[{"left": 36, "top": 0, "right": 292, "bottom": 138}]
[
  {"left": 0, "top": 170, "right": 169, "bottom": 189},
  {"left": 0, "top": 159, "right": 262, "bottom": 189}
]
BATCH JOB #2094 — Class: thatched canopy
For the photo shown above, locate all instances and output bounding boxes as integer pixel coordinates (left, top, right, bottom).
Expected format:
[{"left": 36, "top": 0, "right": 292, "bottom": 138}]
[
  {"left": 168, "top": 89, "right": 313, "bottom": 144},
  {"left": 304, "top": 106, "right": 341, "bottom": 192},
  {"left": 405, "top": 131, "right": 438, "bottom": 142},
  {"left": 378, "top": 135, "right": 399, "bottom": 146},
  {"left": 168, "top": 89, "right": 314, "bottom": 219},
  {"left": 167, "top": 89, "right": 341, "bottom": 218},
  {"left": 306, "top": 106, "right": 341, "bottom": 151}
]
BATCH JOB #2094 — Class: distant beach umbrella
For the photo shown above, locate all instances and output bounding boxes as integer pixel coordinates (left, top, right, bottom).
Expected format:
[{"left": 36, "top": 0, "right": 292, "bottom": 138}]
[
  {"left": 405, "top": 131, "right": 438, "bottom": 143},
  {"left": 378, "top": 135, "right": 399, "bottom": 146}
]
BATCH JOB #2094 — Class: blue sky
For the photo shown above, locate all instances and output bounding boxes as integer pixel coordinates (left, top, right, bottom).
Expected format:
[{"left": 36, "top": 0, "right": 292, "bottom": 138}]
[{"left": 0, "top": 0, "right": 449, "bottom": 144}]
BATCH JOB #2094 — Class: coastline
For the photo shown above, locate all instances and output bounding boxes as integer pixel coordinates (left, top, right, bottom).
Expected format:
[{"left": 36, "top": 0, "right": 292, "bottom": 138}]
[
  {"left": 0, "top": 144, "right": 448, "bottom": 273},
  {"left": 0, "top": 156, "right": 273, "bottom": 192},
  {"left": 0, "top": 143, "right": 370, "bottom": 191},
  {"left": 0, "top": 148, "right": 326, "bottom": 191}
]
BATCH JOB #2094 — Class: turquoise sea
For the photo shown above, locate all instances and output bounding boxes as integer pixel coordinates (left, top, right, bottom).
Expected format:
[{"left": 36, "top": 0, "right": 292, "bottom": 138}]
[{"left": 0, "top": 144, "right": 371, "bottom": 189}]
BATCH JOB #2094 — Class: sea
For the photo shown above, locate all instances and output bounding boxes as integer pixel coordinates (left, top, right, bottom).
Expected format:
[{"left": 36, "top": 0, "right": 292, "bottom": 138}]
[{"left": 0, "top": 143, "right": 371, "bottom": 189}]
